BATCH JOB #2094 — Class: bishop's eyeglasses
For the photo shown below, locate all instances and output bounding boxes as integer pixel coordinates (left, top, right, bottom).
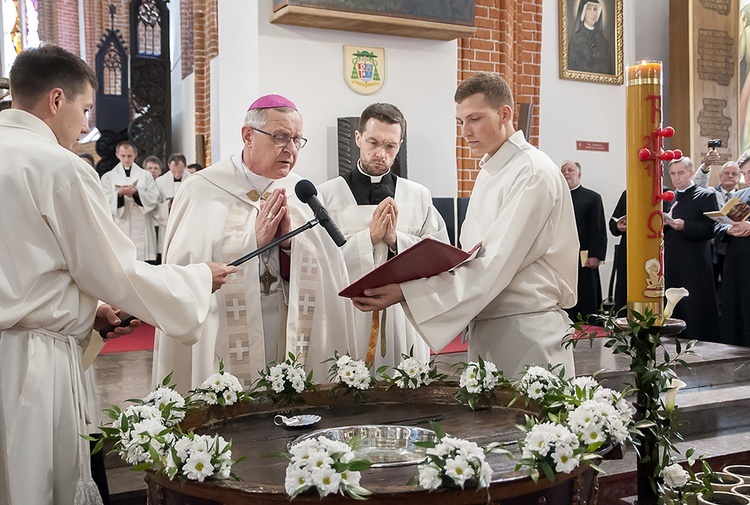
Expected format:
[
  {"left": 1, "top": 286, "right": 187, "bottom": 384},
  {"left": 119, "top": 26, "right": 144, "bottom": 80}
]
[{"left": 252, "top": 127, "right": 308, "bottom": 149}]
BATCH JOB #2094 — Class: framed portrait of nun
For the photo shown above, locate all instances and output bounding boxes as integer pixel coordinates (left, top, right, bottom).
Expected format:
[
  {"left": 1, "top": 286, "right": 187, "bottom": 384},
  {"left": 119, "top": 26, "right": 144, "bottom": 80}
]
[{"left": 560, "top": 0, "right": 624, "bottom": 84}]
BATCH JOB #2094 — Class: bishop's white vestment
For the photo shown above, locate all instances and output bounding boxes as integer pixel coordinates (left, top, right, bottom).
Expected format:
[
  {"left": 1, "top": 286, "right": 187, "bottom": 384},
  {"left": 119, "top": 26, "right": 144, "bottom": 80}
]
[
  {"left": 318, "top": 175, "right": 448, "bottom": 367},
  {"left": 400, "top": 131, "right": 579, "bottom": 379},
  {"left": 0, "top": 110, "right": 212, "bottom": 505},
  {"left": 152, "top": 155, "right": 358, "bottom": 391},
  {"left": 101, "top": 162, "right": 161, "bottom": 261}
]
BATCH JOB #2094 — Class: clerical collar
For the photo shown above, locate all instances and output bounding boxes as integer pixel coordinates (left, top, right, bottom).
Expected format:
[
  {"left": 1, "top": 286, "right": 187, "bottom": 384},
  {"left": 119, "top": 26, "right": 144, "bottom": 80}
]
[
  {"left": 232, "top": 152, "right": 275, "bottom": 193},
  {"left": 123, "top": 166, "right": 132, "bottom": 177},
  {"left": 570, "top": 184, "right": 582, "bottom": 191},
  {"left": 357, "top": 160, "right": 390, "bottom": 183},
  {"left": 676, "top": 183, "right": 695, "bottom": 193}
]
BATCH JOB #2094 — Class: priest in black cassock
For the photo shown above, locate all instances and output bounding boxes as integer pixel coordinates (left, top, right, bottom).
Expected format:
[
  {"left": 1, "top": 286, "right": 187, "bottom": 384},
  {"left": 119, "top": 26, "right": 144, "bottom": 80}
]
[
  {"left": 318, "top": 103, "right": 448, "bottom": 368},
  {"left": 609, "top": 190, "right": 628, "bottom": 313},
  {"left": 561, "top": 161, "right": 607, "bottom": 323},
  {"left": 664, "top": 157, "right": 720, "bottom": 342}
]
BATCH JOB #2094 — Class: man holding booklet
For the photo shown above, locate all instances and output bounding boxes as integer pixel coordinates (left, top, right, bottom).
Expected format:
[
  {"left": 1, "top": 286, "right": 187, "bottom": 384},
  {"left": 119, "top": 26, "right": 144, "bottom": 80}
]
[
  {"left": 351, "top": 73, "right": 579, "bottom": 379},
  {"left": 715, "top": 155, "right": 750, "bottom": 345}
]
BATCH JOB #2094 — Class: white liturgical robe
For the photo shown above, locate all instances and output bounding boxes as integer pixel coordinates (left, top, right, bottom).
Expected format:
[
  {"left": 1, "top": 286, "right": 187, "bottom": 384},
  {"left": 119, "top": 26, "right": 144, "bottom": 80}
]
[
  {"left": 152, "top": 156, "right": 357, "bottom": 391},
  {"left": 0, "top": 110, "right": 212, "bottom": 505},
  {"left": 101, "top": 162, "right": 161, "bottom": 261},
  {"left": 318, "top": 175, "right": 448, "bottom": 367},
  {"left": 154, "top": 170, "right": 191, "bottom": 253},
  {"left": 400, "top": 131, "right": 579, "bottom": 378}
]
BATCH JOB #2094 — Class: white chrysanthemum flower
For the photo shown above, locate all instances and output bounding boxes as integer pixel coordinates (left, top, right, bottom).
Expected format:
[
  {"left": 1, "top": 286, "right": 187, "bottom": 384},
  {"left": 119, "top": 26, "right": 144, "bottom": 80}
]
[
  {"left": 224, "top": 390, "right": 237, "bottom": 405},
  {"left": 418, "top": 463, "right": 442, "bottom": 490},
  {"left": 174, "top": 436, "right": 192, "bottom": 459},
  {"left": 552, "top": 446, "right": 579, "bottom": 473},
  {"left": 311, "top": 466, "right": 342, "bottom": 495},
  {"left": 285, "top": 466, "right": 311, "bottom": 495},
  {"left": 527, "top": 380, "right": 546, "bottom": 400},
  {"left": 445, "top": 455, "right": 475, "bottom": 487},
  {"left": 183, "top": 452, "right": 214, "bottom": 482},
  {"left": 663, "top": 463, "right": 690, "bottom": 489}
]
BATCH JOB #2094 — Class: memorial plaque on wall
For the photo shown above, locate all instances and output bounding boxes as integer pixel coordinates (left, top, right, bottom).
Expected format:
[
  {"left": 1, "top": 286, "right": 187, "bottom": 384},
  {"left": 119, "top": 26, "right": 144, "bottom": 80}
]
[{"left": 669, "top": 0, "right": 738, "bottom": 186}]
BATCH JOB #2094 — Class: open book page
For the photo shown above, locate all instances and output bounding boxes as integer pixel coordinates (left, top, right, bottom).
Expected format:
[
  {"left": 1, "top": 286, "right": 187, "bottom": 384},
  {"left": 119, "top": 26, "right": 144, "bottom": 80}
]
[{"left": 704, "top": 195, "right": 750, "bottom": 224}]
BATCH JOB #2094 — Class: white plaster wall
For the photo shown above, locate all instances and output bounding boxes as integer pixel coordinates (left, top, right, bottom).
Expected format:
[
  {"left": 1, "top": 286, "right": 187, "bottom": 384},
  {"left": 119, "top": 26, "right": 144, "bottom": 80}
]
[
  {"left": 203, "top": 1, "right": 458, "bottom": 196},
  {"left": 539, "top": 0, "right": 670, "bottom": 286}
]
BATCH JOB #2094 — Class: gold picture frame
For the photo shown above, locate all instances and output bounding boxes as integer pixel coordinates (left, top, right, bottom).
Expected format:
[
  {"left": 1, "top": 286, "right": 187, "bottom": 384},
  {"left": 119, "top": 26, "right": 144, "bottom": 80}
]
[{"left": 560, "top": 0, "right": 623, "bottom": 85}]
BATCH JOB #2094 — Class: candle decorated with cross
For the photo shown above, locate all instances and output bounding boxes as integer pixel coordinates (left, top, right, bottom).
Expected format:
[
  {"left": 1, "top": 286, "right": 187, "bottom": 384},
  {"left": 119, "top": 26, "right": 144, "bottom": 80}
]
[{"left": 625, "top": 60, "right": 679, "bottom": 318}]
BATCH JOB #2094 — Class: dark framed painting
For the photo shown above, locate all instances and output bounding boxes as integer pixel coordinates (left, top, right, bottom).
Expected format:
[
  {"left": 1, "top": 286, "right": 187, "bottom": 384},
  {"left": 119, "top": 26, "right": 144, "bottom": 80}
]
[{"left": 559, "top": 0, "right": 623, "bottom": 85}]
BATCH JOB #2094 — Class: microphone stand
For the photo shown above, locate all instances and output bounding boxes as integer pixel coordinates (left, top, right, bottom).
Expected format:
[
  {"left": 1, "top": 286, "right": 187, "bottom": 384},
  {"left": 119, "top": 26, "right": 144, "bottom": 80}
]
[
  {"left": 99, "top": 218, "right": 321, "bottom": 337},
  {"left": 229, "top": 218, "right": 319, "bottom": 266}
]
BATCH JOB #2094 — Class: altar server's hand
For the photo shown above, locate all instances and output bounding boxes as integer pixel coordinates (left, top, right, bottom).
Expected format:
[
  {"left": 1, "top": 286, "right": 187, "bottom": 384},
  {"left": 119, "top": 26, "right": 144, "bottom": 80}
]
[
  {"left": 728, "top": 221, "right": 750, "bottom": 237},
  {"left": 94, "top": 304, "right": 140, "bottom": 340},
  {"left": 352, "top": 283, "right": 404, "bottom": 312},
  {"left": 257, "top": 188, "right": 289, "bottom": 248},
  {"left": 206, "top": 262, "right": 237, "bottom": 292}
]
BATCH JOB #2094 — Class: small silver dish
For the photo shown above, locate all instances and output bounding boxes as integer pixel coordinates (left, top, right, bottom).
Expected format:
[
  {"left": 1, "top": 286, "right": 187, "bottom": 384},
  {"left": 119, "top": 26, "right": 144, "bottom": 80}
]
[
  {"left": 290, "top": 425, "right": 436, "bottom": 468},
  {"left": 274, "top": 414, "right": 321, "bottom": 428}
]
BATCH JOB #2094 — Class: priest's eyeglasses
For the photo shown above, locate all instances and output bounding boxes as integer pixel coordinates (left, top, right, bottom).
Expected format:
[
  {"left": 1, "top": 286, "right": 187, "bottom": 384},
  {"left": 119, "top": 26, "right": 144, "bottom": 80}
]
[
  {"left": 364, "top": 137, "right": 400, "bottom": 153},
  {"left": 252, "top": 127, "right": 308, "bottom": 149}
]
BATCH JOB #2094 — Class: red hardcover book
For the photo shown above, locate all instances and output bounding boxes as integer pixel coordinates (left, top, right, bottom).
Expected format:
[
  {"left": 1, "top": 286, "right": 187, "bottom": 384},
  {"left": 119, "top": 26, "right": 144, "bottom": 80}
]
[{"left": 339, "top": 237, "right": 481, "bottom": 298}]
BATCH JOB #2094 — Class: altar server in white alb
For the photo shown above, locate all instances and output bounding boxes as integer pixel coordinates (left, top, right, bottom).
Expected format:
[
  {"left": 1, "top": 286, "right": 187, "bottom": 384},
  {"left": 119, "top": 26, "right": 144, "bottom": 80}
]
[
  {"left": 153, "top": 152, "right": 191, "bottom": 255},
  {"left": 153, "top": 94, "right": 357, "bottom": 391},
  {"left": 318, "top": 103, "right": 448, "bottom": 368},
  {"left": 0, "top": 45, "right": 235, "bottom": 505},
  {"left": 353, "top": 73, "right": 578, "bottom": 379},
  {"left": 100, "top": 140, "right": 161, "bottom": 262}
]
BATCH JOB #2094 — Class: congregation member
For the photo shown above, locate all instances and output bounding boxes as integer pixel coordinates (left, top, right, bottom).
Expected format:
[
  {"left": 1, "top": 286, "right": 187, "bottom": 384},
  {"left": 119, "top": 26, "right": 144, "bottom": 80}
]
[
  {"left": 695, "top": 160, "right": 740, "bottom": 291},
  {"left": 664, "top": 157, "right": 720, "bottom": 342},
  {"left": 318, "top": 103, "right": 448, "bottom": 367},
  {"left": 153, "top": 94, "right": 357, "bottom": 391},
  {"left": 0, "top": 45, "right": 234, "bottom": 505},
  {"left": 718, "top": 159, "right": 750, "bottom": 346},
  {"left": 100, "top": 140, "right": 161, "bottom": 262},
  {"left": 560, "top": 160, "right": 607, "bottom": 322},
  {"left": 352, "top": 73, "right": 578, "bottom": 379}
]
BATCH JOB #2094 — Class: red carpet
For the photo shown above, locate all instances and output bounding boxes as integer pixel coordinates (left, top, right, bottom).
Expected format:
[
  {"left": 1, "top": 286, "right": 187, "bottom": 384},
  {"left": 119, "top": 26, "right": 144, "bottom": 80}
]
[
  {"left": 101, "top": 323, "right": 155, "bottom": 354},
  {"left": 98, "top": 324, "right": 606, "bottom": 356}
]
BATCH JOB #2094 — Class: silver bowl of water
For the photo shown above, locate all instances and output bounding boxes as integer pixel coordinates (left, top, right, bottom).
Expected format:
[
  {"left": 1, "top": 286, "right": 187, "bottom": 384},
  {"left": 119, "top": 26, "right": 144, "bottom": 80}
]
[{"left": 290, "top": 425, "right": 436, "bottom": 468}]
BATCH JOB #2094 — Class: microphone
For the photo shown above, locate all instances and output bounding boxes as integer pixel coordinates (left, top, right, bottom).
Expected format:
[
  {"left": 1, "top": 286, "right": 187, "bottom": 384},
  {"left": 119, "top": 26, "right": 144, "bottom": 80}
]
[{"left": 295, "top": 179, "right": 347, "bottom": 247}]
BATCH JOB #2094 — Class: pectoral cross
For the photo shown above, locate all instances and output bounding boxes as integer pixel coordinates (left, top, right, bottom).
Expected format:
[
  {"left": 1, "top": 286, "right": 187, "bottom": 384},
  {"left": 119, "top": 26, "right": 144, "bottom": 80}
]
[{"left": 260, "top": 265, "right": 278, "bottom": 295}]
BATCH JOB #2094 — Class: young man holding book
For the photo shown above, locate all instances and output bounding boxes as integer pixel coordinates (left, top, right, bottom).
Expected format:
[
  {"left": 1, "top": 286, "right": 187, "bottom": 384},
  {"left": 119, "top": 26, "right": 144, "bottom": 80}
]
[{"left": 352, "top": 73, "right": 578, "bottom": 379}]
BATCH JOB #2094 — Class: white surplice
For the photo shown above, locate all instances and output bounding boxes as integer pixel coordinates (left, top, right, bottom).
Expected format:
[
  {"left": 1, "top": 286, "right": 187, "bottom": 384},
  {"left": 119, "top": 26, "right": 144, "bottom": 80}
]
[
  {"left": 153, "top": 170, "right": 191, "bottom": 254},
  {"left": 0, "top": 110, "right": 212, "bottom": 505},
  {"left": 152, "top": 156, "right": 357, "bottom": 391},
  {"left": 101, "top": 162, "right": 161, "bottom": 261},
  {"left": 318, "top": 176, "right": 448, "bottom": 367},
  {"left": 400, "top": 131, "right": 579, "bottom": 379}
]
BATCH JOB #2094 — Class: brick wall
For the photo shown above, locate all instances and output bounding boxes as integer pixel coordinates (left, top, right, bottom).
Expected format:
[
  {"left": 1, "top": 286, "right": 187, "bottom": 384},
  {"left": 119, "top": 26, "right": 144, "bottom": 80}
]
[
  {"left": 456, "top": 0, "right": 543, "bottom": 197},
  {"left": 193, "top": 0, "right": 218, "bottom": 166},
  {"left": 181, "top": 0, "right": 195, "bottom": 79}
]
